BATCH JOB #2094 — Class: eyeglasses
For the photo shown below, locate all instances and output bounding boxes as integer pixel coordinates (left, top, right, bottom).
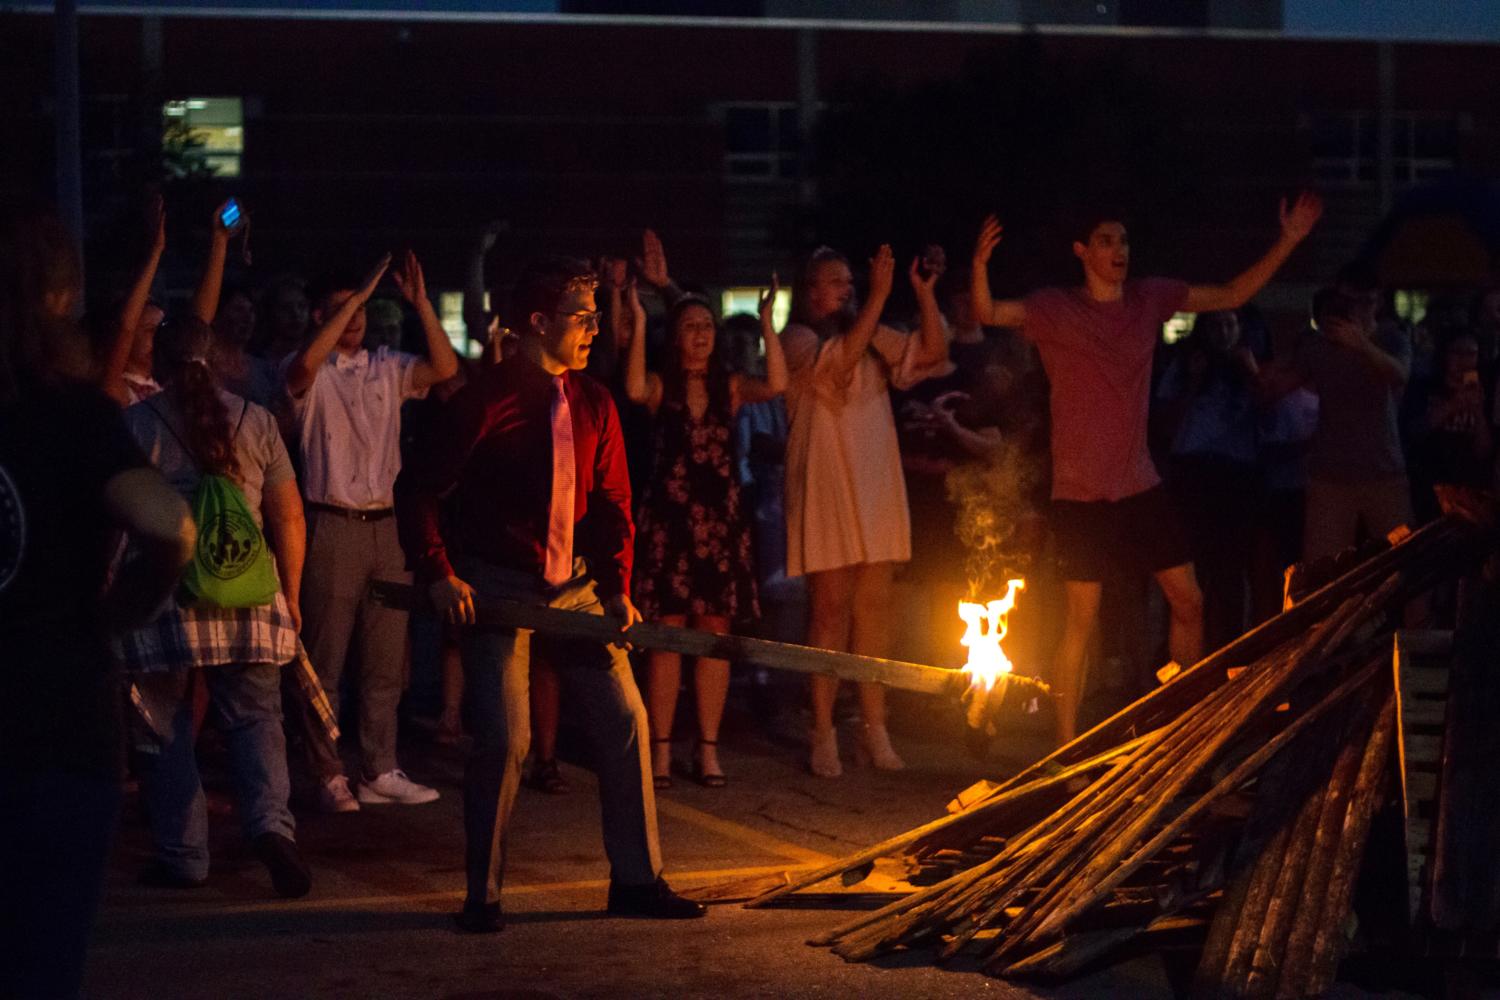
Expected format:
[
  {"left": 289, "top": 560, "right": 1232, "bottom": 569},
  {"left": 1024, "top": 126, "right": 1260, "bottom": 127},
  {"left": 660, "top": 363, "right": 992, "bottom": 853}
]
[{"left": 553, "top": 309, "right": 601, "bottom": 331}]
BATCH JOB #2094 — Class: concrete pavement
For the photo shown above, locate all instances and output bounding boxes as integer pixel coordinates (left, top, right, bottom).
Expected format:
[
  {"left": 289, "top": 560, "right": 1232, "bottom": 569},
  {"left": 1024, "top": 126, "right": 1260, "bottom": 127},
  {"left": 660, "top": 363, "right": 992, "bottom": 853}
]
[{"left": 85, "top": 692, "right": 1177, "bottom": 999}]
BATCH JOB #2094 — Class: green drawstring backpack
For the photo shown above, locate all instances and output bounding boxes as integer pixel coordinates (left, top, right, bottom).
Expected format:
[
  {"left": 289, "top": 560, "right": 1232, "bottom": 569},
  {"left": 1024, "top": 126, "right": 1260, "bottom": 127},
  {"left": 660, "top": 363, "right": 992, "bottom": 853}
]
[{"left": 147, "top": 398, "right": 279, "bottom": 608}]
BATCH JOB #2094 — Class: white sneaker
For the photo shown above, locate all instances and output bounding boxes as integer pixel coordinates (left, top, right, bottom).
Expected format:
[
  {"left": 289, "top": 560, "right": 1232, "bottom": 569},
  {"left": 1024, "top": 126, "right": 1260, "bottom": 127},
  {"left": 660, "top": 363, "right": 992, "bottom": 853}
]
[
  {"left": 319, "top": 775, "right": 360, "bottom": 814},
  {"left": 357, "top": 769, "right": 440, "bottom": 805}
]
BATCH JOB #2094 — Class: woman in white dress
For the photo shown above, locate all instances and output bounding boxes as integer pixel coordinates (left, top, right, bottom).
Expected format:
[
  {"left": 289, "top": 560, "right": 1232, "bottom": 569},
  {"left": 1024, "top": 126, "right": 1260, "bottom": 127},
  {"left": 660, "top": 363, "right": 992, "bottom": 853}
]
[{"left": 781, "top": 244, "right": 949, "bottom": 776}]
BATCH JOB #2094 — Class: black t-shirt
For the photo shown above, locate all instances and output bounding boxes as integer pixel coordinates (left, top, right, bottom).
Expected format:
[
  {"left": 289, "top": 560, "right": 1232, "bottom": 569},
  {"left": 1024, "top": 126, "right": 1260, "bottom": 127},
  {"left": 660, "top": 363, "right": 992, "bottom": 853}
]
[{"left": 0, "top": 379, "right": 148, "bottom": 776}]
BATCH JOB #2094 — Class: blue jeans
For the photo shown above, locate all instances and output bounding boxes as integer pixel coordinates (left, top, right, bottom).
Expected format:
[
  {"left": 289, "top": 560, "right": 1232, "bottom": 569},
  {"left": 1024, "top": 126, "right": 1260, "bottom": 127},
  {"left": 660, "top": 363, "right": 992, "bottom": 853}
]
[
  {"left": 136, "top": 662, "right": 295, "bottom": 879},
  {"left": 457, "top": 558, "right": 661, "bottom": 907},
  {"left": 0, "top": 768, "right": 120, "bottom": 1000}
]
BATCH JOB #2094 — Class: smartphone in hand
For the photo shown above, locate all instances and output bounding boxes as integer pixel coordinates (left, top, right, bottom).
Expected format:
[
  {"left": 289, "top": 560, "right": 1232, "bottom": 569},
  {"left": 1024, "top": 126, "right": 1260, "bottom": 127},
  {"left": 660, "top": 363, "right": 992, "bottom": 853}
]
[{"left": 219, "top": 198, "right": 244, "bottom": 232}]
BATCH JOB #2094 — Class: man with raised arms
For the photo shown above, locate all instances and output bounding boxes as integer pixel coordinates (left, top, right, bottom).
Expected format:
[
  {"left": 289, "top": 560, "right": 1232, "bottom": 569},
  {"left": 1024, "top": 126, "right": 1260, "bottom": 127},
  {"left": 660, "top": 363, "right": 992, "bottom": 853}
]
[{"left": 970, "top": 194, "right": 1324, "bottom": 742}]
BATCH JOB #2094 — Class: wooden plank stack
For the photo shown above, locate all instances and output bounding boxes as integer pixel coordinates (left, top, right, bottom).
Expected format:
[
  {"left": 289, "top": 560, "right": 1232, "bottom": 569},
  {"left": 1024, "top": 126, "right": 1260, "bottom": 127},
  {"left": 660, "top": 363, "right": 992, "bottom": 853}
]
[{"left": 739, "top": 510, "right": 1500, "bottom": 993}]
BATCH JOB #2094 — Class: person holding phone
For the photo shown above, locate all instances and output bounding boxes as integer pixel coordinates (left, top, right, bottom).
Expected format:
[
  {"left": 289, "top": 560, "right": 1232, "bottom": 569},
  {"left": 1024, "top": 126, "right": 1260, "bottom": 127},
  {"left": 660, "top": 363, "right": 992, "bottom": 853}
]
[{"left": 190, "top": 199, "right": 278, "bottom": 406}]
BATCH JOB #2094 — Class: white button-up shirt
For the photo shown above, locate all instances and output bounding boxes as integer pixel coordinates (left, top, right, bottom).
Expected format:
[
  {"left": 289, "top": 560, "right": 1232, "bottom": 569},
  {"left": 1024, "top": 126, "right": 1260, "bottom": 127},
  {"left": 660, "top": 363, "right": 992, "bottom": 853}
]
[{"left": 287, "top": 346, "right": 428, "bottom": 509}]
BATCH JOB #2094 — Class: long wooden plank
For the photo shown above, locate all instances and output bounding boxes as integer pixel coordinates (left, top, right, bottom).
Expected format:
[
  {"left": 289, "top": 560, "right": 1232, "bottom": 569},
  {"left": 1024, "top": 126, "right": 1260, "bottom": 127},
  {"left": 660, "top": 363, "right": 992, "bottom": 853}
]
[
  {"left": 742, "top": 734, "right": 1155, "bottom": 907},
  {"left": 367, "top": 580, "right": 1052, "bottom": 699},
  {"left": 1302, "top": 694, "right": 1399, "bottom": 996}
]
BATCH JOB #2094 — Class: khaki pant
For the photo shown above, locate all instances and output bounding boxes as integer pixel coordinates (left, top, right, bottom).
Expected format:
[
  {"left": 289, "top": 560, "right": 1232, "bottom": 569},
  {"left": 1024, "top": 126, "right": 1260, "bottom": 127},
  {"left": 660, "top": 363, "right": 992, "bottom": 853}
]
[
  {"left": 299, "top": 510, "right": 411, "bottom": 781},
  {"left": 456, "top": 557, "right": 661, "bottom": 907}
]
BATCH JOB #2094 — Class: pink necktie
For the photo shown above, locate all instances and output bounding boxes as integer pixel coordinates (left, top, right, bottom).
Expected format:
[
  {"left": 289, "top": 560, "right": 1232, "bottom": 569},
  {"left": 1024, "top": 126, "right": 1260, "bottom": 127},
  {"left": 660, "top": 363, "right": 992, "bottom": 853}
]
[{"left": 544, "top": 376, "right": 575, "bottom": 587}]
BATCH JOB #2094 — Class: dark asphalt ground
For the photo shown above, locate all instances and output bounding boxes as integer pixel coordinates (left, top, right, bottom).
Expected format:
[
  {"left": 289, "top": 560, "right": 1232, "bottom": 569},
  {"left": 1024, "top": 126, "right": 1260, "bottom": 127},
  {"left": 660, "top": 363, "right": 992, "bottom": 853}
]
[{"left": 81, "top": 685, "right": 1427, "bottom": 999}]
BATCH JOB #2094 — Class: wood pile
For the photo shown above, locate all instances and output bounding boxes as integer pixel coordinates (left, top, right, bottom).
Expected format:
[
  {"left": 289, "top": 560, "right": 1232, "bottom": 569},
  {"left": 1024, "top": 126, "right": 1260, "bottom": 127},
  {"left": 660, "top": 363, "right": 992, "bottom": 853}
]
[{"left": 740, "top": 510, "right": 1500, "bottom": 995}]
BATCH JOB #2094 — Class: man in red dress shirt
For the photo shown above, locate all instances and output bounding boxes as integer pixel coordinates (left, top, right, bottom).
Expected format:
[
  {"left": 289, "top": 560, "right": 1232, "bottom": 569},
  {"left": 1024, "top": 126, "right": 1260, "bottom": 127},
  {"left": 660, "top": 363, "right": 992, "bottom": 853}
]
[{"left": 396, "top": 256, "right": 705, "bottom": 932}]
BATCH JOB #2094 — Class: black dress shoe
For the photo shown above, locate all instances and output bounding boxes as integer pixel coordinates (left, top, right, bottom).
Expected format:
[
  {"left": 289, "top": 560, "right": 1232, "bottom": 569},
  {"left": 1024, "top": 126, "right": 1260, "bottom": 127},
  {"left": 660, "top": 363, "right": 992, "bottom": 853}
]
[
  {"left": 254, "top": 832, "right": 312, "bottom": 899},
  {"left": 454, "top": 901, "right": 505, "bottom": 934},
  {"left": 137, "top": 859, "right": 208, "bottom": 890},
  {"left": 606, "top": 877, "right": 707, "bottom": 919}
]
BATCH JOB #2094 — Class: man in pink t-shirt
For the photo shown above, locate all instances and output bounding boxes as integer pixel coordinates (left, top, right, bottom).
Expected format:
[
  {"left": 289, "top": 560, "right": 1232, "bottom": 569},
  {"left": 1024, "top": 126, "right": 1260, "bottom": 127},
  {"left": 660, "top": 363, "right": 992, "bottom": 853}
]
[{"left": 970, "top": 195, "right": 1323, "bottom": 743}]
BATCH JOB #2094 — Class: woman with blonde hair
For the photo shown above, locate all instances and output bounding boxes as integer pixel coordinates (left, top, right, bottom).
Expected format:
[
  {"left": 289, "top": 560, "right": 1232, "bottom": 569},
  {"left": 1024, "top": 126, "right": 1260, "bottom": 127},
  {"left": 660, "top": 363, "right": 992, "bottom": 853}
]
[{"left": 780, "top": 244, "right": 949, "bottom": 777}]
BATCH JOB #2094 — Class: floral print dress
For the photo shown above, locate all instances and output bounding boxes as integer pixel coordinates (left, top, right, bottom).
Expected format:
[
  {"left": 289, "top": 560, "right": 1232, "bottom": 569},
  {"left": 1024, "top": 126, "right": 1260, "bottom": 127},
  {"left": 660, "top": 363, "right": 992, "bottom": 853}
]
[{"left": 633, "top": 397, "right": 758, "bottom": 621}]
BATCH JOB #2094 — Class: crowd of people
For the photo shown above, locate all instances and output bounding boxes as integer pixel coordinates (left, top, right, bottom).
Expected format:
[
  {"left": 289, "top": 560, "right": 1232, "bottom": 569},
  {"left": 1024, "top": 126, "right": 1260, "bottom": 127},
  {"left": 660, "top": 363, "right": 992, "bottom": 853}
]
[{"left": 5, "top": 186, "right": 1499, "bottom": 997}]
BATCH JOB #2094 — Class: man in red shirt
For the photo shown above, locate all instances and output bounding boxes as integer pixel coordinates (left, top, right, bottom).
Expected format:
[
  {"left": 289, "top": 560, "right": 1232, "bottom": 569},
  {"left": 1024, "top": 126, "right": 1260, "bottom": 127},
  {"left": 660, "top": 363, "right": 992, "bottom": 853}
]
[
  {"left": 970, "top": 195, "right": 1323, "bottom": 743},
  {"left": 396, "top": 256, "right": 704, "bottom": 933}
]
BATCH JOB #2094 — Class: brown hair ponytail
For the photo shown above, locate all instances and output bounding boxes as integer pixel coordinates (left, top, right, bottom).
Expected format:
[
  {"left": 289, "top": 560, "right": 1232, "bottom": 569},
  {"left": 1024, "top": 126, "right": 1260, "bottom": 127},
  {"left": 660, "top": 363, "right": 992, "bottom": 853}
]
[{"left": 153, "top": 314, "right": 239, "bottom": 480}]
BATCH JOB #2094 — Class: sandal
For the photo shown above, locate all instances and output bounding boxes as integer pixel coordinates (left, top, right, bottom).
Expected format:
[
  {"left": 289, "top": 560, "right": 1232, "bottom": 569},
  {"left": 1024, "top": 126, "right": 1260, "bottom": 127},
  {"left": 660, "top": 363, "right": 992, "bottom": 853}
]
[
  {"left": 652, "top": 738, "right": 674, "bottom": 790},
  {"left": 691, "top": 739, "right": 727, "bottom": 788}
]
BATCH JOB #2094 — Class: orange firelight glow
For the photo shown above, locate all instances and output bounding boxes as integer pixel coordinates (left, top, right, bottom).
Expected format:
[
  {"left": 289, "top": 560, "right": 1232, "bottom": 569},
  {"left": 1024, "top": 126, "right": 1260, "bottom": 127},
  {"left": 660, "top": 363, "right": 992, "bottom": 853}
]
[{"left": 959, "top": 579, "right": 1026, "bottom": 729}]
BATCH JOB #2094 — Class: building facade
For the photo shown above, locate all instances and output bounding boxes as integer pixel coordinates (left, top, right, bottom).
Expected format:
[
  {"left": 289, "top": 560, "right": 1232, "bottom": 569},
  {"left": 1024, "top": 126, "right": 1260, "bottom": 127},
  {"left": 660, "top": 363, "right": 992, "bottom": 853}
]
[{"left": 3, "top": 6, "right": 1498, "bottom": 327}]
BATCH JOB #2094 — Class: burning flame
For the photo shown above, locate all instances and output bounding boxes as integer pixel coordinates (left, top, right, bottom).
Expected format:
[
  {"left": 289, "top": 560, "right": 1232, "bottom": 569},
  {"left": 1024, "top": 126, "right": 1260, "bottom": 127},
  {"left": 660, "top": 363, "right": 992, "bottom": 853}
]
[{"left": 959, "top": 579, "right": 1026, "bottom": 730}]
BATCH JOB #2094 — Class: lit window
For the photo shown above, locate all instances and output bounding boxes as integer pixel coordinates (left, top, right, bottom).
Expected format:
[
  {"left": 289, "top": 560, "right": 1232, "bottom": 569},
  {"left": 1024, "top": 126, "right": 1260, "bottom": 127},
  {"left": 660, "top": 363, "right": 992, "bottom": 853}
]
[
  {"left": 162, "top": 97, "right": 244, "bottom": 177},
  {"left": 1394, "top": 290, "right": 1429, "bottom": 326},
  {"left": 1302, "top": 111, "right": 1460, "bottom": 188},
  {"left": 721, "top": 287, "right": 791, "bottom": 332},
  {"left": 438, "top": 291, "right": 485, "bottom": 358}
]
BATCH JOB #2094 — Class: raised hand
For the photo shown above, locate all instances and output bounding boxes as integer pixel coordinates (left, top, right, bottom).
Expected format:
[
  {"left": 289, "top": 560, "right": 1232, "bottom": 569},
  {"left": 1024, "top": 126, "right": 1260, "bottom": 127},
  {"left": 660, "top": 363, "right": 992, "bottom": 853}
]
[
  {"left": 758, "top": 271, "right": 780, "bottom": 326},
  {"left": 358, "top": 252, "right": 394, "bottom": 302},
  {"left": 973, "top": 214, "right": 1003, "bottom": 266},
  {"left": 391, "top": 250, "right": 427, "bottom": 306},
  {"left": 921, "top": 243, "right": 947, "bottom": 277},
  {"left": 868, "top": 244, "right": 896, "bottom": 303},
  {"left": 636, "top": 228, "right": 671, "bottom": 289},
  {"left": 1279, "top": 191, "right": 1324, "bottom": 243},
  {"left": 597, "top": 255, "right": 628, "bottom": 290},
  {"left": 147, "top": 193, "right": 166, "bottom": 251},
  {"left": 909, "top": 255, "right": 940, "bottom": 299},
  {"left": 624, "top": 278, "right": 647, "bottom": 331}
]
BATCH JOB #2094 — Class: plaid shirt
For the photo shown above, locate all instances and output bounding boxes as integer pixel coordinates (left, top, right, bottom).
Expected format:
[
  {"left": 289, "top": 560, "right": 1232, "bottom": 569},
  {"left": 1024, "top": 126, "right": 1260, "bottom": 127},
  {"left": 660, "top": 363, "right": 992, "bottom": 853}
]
[
  {"left": 290, "top": 641, "right": 341, "bottom": 743},
  {"left": 115, "top": 590, "right": 298, "bottom": 672}
]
